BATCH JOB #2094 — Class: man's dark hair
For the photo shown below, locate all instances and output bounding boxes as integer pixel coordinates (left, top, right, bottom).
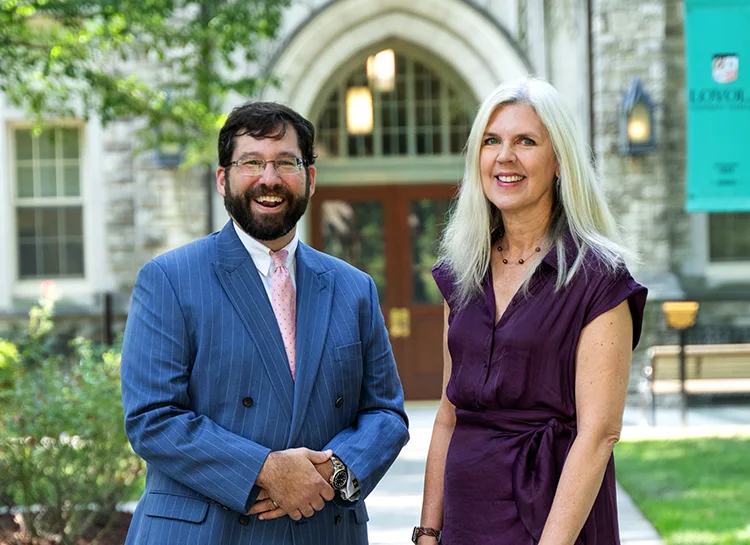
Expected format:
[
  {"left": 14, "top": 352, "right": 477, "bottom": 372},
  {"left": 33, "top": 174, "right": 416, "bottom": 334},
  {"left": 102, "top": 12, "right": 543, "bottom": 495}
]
[{"left": 218, "top": 102, "right": 316, "bottom": 168}]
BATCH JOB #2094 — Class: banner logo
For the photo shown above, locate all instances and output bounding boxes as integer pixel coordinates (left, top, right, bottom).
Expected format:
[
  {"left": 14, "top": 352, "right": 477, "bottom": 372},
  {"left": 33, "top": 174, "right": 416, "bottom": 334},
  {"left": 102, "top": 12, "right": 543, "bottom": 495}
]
[{"left": 712, "top": 54, "right": 739, "bottom": 84}]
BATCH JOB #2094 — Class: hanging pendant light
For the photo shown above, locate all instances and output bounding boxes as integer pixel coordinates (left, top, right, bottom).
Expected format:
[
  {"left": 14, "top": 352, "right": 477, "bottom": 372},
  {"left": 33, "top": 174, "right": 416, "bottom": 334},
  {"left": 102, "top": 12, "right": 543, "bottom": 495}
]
[
  {"left": 367, "top": 48, "right": 396, "bottom": 92},
  {"left": 346, "top": 86, "right": 374, "bottom": 134}
]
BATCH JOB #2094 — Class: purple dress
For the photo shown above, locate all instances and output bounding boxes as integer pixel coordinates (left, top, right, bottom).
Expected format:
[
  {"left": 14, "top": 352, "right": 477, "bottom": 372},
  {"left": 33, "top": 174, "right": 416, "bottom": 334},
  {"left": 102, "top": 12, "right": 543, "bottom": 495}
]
[{"left": 432, "top": 244, "right": 647, "bottom": 545}]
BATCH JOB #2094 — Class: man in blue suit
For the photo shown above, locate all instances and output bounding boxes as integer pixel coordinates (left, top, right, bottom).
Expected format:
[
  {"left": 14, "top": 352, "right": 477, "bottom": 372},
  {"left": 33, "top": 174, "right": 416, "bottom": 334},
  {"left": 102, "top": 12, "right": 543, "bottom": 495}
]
[{"left": 121, "top": 102, "right": 409, "bottom": 544}]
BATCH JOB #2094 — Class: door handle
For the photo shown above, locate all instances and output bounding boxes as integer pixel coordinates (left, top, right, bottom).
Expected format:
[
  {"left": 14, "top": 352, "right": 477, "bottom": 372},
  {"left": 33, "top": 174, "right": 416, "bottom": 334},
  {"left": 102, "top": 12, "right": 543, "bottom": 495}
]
[
  {"left": 388, "top": 307, "right": 411, "bottom": 338},
  {"left": 388, "top": 307, "right": 404, "bottom": 339}
]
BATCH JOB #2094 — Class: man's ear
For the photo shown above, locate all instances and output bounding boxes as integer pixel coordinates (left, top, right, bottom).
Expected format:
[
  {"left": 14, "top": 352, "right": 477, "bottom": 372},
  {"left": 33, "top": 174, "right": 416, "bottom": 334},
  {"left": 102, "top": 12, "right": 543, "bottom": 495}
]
[
  {"left": 307, "top": 165, "right": 317, "bottom": 198},
  {"left": 217, "top": 166, "right": 227, "bottom": 198}
]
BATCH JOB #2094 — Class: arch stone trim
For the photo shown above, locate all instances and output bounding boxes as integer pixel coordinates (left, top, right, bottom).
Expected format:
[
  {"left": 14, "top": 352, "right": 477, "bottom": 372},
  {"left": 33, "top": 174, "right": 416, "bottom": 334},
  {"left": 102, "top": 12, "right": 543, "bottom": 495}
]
[{"left": 261, "top": 0, "right": 532, "bottom": 117}]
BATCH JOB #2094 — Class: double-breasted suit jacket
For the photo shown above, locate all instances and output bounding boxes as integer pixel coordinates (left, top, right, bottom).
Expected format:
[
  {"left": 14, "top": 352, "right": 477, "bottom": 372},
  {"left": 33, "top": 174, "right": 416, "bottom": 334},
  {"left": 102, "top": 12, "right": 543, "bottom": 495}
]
[{"left": 121, "top": 221, "right": 409, "bottom": 545}]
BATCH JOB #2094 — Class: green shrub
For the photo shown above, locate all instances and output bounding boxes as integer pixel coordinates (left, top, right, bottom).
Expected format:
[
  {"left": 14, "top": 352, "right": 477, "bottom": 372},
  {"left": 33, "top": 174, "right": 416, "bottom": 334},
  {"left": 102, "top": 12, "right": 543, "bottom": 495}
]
[{"left": 0, "top": 294, "right": 144, "bottom": 545}]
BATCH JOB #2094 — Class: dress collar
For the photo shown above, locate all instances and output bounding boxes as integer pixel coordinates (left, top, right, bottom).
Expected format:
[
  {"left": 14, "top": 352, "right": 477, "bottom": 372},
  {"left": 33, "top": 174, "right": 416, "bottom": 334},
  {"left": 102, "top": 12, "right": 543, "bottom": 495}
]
[{"left": 232, "top": 221, "right": 298, "bottom": 278}]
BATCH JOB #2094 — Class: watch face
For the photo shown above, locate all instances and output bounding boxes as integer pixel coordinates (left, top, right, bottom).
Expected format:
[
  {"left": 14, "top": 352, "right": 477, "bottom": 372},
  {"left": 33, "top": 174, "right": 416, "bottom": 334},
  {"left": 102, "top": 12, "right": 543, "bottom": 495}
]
[{"left": 332, "top": 470, "right": 348, "bottom": 489}]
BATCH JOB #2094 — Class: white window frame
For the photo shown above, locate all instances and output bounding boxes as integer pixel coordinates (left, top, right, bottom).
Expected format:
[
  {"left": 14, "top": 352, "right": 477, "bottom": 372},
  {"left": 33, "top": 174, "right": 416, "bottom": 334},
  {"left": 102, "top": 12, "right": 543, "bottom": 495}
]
[
  {"left": 13, "top": 126, "right": 86, "bottom": 280},
  {"left": 1, "top": 104, "right": 109, "bottom": 310},
  {"left": 688, "top": 212, "right": 750, "bottom": 287}
]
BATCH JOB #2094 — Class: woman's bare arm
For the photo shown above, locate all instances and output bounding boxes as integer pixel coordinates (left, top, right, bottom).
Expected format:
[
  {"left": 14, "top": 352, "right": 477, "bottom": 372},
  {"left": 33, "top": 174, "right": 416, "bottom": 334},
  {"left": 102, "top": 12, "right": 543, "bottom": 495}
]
[
  {"left": 538, "top": 300, "right": 633, "bottom": 545},
  {"left": 417, "top": 302, "right": 456, "bottom": 544}
]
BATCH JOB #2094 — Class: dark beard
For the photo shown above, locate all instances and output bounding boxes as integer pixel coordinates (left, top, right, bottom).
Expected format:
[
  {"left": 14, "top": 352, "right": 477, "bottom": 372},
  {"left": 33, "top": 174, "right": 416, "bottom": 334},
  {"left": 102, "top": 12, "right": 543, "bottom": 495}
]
[{"left": 224, "top": 175, "right": 310, "bottom": 242}]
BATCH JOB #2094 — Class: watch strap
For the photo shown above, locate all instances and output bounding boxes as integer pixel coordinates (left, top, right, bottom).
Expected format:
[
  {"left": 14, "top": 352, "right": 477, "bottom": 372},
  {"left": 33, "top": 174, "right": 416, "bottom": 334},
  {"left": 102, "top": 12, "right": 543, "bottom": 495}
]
[
  {"left": 329, "top": 454, "right": 347, "bottom": 490},
  {"left": 412, "top": 526, "right": 442, "bottom": 543}
]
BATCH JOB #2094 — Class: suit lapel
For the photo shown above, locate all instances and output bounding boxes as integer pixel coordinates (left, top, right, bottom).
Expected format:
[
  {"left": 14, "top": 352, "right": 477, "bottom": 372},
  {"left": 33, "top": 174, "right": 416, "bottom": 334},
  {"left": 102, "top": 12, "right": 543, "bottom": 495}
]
[
  {"left": 212, "top": 221, "right": 294, "bottom": 422},
  {"left": 287, "top": 243, "right": 334, "bottom": 447}
]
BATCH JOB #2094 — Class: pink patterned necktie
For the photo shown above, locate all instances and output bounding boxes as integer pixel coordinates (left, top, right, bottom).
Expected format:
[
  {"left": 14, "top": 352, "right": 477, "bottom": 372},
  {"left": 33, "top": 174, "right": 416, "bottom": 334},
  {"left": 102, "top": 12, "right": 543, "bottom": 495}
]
[{"left": 270, "top": 249, "right": 296, "bottom": 379}]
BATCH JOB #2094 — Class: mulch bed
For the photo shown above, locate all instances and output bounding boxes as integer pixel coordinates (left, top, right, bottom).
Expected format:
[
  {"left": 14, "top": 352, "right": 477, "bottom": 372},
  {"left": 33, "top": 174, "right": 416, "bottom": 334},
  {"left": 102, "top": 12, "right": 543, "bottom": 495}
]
[{"left": 0, "top": 512, "right": 132, "bottom": 545}]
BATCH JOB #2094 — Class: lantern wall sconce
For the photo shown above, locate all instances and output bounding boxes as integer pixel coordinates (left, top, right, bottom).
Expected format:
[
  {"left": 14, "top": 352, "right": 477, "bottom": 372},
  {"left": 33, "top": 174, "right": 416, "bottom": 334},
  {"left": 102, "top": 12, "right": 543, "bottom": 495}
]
[{"left": 619, "top": 78, "right": 656, "bottom": 155}]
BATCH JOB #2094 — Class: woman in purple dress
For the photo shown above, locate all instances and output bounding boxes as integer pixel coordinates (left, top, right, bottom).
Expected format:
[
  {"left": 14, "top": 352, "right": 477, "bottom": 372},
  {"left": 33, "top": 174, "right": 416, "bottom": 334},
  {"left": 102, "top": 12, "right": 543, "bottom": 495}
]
[{"left": 413, "top": 78, "right": 647, "bottom": 545}]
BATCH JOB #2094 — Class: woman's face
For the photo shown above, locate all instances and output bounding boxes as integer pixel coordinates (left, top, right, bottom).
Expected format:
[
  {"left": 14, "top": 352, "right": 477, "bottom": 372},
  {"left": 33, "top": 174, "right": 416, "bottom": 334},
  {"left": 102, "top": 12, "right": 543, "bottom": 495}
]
[{"left": 479, "top": 103, "right": 559, "bottom": 219}]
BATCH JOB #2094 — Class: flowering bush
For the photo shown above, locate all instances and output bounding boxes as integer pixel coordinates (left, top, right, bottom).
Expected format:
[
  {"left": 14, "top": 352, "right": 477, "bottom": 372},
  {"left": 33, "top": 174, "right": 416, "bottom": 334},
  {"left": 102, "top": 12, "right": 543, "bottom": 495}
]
[{"left": 0, "top": 289, "right": 144, "bottom": 545}]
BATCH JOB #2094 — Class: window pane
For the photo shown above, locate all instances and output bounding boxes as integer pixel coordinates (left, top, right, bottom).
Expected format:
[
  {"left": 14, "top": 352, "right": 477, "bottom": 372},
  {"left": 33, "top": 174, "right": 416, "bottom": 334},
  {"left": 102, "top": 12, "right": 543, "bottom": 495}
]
[
  {"left": 63, "top": 165, "right": 81, "bottom": 196},
  {"left": 19, "top": 241, "right": 38, "bottom": 277},
  {"left": 451, "top": 129, "right": 468, "bottom": 154},
  {"left": 709, "top": 213, "right": 750, "bottom": 261},
  {"left": 16, "top": 130, "right": 33, "bottom": 160},
  {"left": 40, "top": 165, "right": 57, "bottom": 197},
  {"left": 41, "top": 241, "right": 61, "bottom": 276},
  {"left": 62, "top": 128, "right": 79, "bottom": 159},
  {"left": 40, "top": 208, "right": 59, "bottom": 236},
  {"left": 63, "top": 240, "right": 85, "bottom": 276},
  {"left": 16, "top": 165, "right": 34, "bottom": 198},
  {"left": 39, "top": 130, "right": 56, "bottom": 160},
  {"left": 63, "top": 207, "right": 83, "bottom": 236},
  {"left": 17, "top": 209, "right": 36, "bottom": 238},
  {"left": 348, "top": 134, "right": 373, "bottom": 157},
  {"left": 417, "top": 133, "right": 427, "bottom": 155}
]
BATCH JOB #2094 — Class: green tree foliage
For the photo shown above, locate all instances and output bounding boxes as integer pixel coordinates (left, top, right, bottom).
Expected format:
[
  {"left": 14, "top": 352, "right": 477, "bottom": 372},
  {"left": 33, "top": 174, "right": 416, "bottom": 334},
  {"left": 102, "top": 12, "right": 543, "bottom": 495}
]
[{"left": 0, "top": 0, "right": 289, "bottom": 163}]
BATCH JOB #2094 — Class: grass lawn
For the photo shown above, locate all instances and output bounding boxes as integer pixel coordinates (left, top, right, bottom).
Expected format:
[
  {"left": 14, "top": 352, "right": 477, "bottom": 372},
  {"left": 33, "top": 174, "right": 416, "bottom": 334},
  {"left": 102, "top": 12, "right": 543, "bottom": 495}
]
[{"left": 615, "top": 436, "right": 750, "bottom": 545}]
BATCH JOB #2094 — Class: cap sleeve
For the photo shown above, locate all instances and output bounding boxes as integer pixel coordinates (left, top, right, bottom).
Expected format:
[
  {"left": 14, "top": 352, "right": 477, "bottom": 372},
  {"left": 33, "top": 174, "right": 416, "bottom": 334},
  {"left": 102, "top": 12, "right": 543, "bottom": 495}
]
[
  {"left": 583, "top": 267, "right": 648, "bottom": 350},
  {"left": 431, "top": 261, "right": 456, "bottom": 305}
]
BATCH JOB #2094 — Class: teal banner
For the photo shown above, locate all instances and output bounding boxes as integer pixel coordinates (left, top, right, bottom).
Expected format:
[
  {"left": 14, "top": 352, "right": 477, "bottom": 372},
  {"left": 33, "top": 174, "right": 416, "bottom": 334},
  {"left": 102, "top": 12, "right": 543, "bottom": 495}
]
[{"left": 685, "top": 0, "right": 750, "bottom": 212}]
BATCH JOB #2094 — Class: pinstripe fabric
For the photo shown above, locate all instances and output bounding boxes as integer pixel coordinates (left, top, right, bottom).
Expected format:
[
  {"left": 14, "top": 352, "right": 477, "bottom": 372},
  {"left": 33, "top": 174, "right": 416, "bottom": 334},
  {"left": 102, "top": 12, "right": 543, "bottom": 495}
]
[{"left": 121, "top": 221, "right": 409, "bottom": 545}]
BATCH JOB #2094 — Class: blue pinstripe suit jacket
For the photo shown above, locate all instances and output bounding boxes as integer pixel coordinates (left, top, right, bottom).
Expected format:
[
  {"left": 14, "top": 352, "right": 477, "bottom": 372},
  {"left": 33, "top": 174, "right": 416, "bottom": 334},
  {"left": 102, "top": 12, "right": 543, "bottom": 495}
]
[{"left": 121, "top": 221, "right": 409, "bottom": 545}]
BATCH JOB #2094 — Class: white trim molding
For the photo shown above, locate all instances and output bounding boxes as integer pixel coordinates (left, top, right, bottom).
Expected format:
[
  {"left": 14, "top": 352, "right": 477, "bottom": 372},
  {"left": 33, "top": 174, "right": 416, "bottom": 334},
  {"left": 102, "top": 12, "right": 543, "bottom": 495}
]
[{"left": 262, "top": 0, "right": 531, "bottom": 117}]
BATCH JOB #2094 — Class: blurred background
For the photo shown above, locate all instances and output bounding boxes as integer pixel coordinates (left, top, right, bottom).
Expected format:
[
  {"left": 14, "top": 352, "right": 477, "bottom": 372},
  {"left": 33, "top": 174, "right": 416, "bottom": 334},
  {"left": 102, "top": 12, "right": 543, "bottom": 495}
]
[{"left": 0, "top": 0, "right": 748, "bottom": 544}]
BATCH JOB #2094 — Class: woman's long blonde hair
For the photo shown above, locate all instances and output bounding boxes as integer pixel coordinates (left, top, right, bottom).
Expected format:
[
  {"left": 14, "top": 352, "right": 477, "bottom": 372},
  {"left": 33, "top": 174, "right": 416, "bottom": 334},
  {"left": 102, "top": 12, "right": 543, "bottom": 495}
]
[{"left": 440, "top": 77, "right": 633, "bottom": 306}]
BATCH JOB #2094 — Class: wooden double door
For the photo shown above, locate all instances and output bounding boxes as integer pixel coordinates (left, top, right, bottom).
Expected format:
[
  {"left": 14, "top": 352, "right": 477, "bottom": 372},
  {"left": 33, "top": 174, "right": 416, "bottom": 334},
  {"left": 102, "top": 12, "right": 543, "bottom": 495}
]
[{"left": 310, "top": 184, "right": 456, "bottom": 400}]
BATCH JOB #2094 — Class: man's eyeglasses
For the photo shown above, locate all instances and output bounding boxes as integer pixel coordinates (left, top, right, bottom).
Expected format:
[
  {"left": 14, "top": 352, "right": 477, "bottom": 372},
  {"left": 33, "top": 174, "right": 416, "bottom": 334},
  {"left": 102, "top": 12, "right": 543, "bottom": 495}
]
[{"left": 228, "top": 157, "right": 304, "bottom": 176}]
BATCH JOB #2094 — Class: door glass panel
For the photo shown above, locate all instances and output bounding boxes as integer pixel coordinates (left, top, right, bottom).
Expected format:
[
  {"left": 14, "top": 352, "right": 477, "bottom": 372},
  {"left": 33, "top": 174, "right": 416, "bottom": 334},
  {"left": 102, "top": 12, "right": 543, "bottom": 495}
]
[
  {"left": 410, "top": 198, "right": 451, "bottom": 304},
  {"left": 321, "top": 200, "right": 386, "bottom": 301}
]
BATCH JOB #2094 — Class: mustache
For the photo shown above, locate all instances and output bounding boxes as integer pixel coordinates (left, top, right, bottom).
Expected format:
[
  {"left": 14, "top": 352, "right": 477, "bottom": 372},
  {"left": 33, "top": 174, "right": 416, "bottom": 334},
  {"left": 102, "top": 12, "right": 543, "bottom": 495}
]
[{"left": 243, "top": 183, "right": 294, "bottom": 200}]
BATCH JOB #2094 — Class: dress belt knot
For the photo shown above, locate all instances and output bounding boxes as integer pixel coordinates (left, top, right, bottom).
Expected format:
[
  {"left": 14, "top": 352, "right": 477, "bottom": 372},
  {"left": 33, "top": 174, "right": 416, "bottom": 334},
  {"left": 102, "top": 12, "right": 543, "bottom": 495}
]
[{"left": 511, "top": 416, "right": 576, "bottom": 541}]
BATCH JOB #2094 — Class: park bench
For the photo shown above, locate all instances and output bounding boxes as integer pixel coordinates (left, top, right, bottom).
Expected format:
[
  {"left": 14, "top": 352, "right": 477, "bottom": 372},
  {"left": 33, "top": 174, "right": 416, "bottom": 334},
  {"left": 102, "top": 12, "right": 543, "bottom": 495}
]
[{"left": 642, "top": 343, "right": 750, "bottom": 424}]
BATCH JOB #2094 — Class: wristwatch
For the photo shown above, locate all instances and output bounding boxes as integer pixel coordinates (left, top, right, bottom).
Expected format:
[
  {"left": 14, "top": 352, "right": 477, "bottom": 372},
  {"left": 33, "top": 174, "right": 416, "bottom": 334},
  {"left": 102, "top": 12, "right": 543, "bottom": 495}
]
[
  {"left": 412, "top": 526, "right": 442, "bottom": 543},
  {"left": 329, "top": 454, "right": 348, "bottom": 491}
]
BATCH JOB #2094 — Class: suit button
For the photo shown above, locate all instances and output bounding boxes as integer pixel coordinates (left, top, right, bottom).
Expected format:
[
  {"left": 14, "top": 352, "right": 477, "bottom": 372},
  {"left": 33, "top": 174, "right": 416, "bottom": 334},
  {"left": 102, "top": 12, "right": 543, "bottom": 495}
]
[
  {"left": 335, "top": 397, "right": 344, "bottom": 408},
  {"left": 242, "top": 397, "right": 254, "bottom": 408},
  {"left": 238, "top": 514, "right": 250, "bottom": 525},
  {"left": 334, "top": 514, "right": 342, "bottom": 525}
]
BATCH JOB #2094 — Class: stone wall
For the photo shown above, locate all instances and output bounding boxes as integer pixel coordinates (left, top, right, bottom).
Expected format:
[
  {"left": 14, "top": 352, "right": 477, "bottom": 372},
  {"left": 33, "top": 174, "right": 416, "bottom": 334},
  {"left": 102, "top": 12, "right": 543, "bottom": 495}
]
[
  {"left": 103, "top": 121, "right": 139, "bottom": 291},
  {"left": 102, "top": 122, "right": 211, "bottom": 293},
  {"left": 590, "top": 0, "right": 691, "bottom": 385}
]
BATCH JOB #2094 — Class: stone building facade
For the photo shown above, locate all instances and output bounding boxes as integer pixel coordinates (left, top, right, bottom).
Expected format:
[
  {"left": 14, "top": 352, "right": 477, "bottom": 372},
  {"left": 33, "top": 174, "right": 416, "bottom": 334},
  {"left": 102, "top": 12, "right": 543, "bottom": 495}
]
[{"left": 1, "top": 0, "right": 747, "bottom": 397}]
